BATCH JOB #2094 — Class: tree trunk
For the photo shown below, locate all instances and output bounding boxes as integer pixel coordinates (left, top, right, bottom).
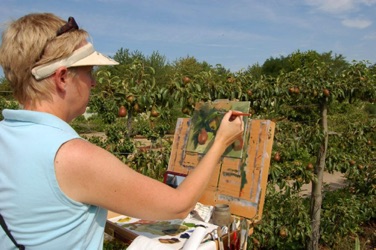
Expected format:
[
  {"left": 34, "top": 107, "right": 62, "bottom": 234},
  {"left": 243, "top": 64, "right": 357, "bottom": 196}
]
[{"left": 308, "top": 101, "right": 328, "bottom": 250}]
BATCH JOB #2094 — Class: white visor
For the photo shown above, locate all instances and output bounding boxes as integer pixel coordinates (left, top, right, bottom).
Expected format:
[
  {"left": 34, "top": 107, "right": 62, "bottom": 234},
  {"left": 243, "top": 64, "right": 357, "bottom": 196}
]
[{"left": 31, "top": 43, "right": 119, "bottom": 80}]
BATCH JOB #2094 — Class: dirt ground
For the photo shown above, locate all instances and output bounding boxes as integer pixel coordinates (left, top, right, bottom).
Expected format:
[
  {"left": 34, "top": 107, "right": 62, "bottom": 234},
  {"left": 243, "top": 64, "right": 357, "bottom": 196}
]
[{"left": 299, "top": 170, "right": 347, "bottom": 197}]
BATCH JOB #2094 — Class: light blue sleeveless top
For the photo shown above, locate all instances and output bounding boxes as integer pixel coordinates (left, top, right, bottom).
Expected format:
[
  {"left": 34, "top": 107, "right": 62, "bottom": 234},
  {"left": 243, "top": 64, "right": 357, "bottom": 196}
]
[{"left": 0, "top": 109, "right": 107, "bottom": 249}]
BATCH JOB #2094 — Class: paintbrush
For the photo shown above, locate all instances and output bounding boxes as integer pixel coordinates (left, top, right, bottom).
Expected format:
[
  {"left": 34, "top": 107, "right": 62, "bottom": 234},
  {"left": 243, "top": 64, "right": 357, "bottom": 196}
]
[
  {"left": 215, "top": 110, "right": 252, "bottom": 121},
  {"left": 218, "top": 110, "right": 251, "bottom": 116},
  {"left": 217, "top": 227, "right": 225, "bottom": 250},
  {"left": 229, "top": 111, "right": 252, "bottom": 121},
  {"left": 239, "top": 218, "right": 249, "bottom": 250}
]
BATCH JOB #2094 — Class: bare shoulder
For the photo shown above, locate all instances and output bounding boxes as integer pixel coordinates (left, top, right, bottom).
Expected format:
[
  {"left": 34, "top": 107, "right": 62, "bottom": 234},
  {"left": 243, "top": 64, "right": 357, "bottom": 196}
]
[
  {"left": 56, "top": 138, "right": 111, "bottom": 163},
  {"left": 54, "top": 138, "right": 129, "bottom": 205},
  {"left": 55, "top": 138, "right": 118, "bottom": 175}
]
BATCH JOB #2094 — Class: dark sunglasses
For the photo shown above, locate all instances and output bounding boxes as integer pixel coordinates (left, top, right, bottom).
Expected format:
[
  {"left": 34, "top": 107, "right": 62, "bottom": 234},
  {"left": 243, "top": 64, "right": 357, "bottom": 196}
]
[{"left": 56, "top": 16, "right": 79, "bottom": 36}]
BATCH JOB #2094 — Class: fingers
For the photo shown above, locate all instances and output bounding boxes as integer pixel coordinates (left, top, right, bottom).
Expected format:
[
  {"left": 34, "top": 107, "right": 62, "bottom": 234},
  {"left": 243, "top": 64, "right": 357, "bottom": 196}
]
[
  {"left": 228, "top": 110, "right": 245, "bottom": 129},
  {"left": 228, "top": 111, "right": 244, "bottom": 140},
  {"left": 223, "top": 110, "right": 243, "bottom": 122},
  {"left": 222, "top": 110, "right": 233, "bottom": 121},
  {"left": 214, "top": 110, "right": 245, "bottom": 147}
]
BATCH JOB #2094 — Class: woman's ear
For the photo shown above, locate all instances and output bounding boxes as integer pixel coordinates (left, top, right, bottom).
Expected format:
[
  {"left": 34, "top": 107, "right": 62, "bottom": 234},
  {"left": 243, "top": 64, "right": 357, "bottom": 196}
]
[{"left": 53, "top": 67, "right": 69, "bottom": 92}]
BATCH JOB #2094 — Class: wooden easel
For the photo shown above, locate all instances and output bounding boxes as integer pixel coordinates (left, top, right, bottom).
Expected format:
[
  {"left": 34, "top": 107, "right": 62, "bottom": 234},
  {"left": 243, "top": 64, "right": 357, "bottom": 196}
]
[{"left": 167, "top": 116, "right": 275, "bottom": 230}]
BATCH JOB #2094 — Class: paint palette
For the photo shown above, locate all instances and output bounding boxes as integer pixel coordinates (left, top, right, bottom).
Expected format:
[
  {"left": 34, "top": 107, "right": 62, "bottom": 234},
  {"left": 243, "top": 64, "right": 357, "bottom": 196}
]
[{"left": 107, "top": 214, "right": 218, "bottom": 248}]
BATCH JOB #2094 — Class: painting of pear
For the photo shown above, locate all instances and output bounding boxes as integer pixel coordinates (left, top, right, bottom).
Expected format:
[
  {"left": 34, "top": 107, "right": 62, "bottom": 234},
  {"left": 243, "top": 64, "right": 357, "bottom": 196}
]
[{"left": 197, "top": 128, "right": 208, "bottom": 145}]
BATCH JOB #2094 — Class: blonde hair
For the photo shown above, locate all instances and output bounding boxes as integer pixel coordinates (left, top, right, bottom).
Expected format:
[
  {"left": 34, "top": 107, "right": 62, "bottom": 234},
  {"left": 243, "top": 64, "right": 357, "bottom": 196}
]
[{"left": 0, "top": 13, "right": 88, "bottom": 106}]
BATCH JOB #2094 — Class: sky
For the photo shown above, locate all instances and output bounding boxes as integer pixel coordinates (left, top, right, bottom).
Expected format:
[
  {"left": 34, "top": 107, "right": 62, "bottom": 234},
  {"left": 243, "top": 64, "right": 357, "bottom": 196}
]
[{"left": 0, "top": 0, "right": 376, "bottom": 74}]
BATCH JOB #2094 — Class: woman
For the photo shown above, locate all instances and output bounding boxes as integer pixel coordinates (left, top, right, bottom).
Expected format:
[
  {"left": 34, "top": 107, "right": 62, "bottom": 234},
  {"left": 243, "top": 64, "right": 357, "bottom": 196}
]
[{"left": 0, "top": 13, "right": 244, "bottom": 249}]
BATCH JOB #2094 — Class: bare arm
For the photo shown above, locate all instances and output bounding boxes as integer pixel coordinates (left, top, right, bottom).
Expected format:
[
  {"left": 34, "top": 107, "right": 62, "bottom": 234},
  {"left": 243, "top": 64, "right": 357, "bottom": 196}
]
[{"left": 55, "top": 111, "right": 243, "bottom": 220}]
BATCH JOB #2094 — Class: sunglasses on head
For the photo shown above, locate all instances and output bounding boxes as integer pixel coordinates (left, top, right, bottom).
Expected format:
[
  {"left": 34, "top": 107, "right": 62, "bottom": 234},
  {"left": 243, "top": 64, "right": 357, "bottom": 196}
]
[{"left": 56, "top": 16, "right": 79, "bottom": 36}]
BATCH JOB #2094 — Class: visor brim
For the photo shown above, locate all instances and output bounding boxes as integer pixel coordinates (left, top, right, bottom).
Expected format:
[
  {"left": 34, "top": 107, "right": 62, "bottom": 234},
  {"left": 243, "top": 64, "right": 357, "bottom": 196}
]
[{"left": 31, "top": 43, "right": 119, "bottom": 80}]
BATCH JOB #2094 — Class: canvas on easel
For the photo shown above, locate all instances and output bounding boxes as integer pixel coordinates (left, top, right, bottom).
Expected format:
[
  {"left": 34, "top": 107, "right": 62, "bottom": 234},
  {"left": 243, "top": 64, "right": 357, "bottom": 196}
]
[
  {"left": 167, "top": 99, "right": 275, "bottom": 224},
  {"left": 186, "top": 100, "right": 250, "bottom": 159}
]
